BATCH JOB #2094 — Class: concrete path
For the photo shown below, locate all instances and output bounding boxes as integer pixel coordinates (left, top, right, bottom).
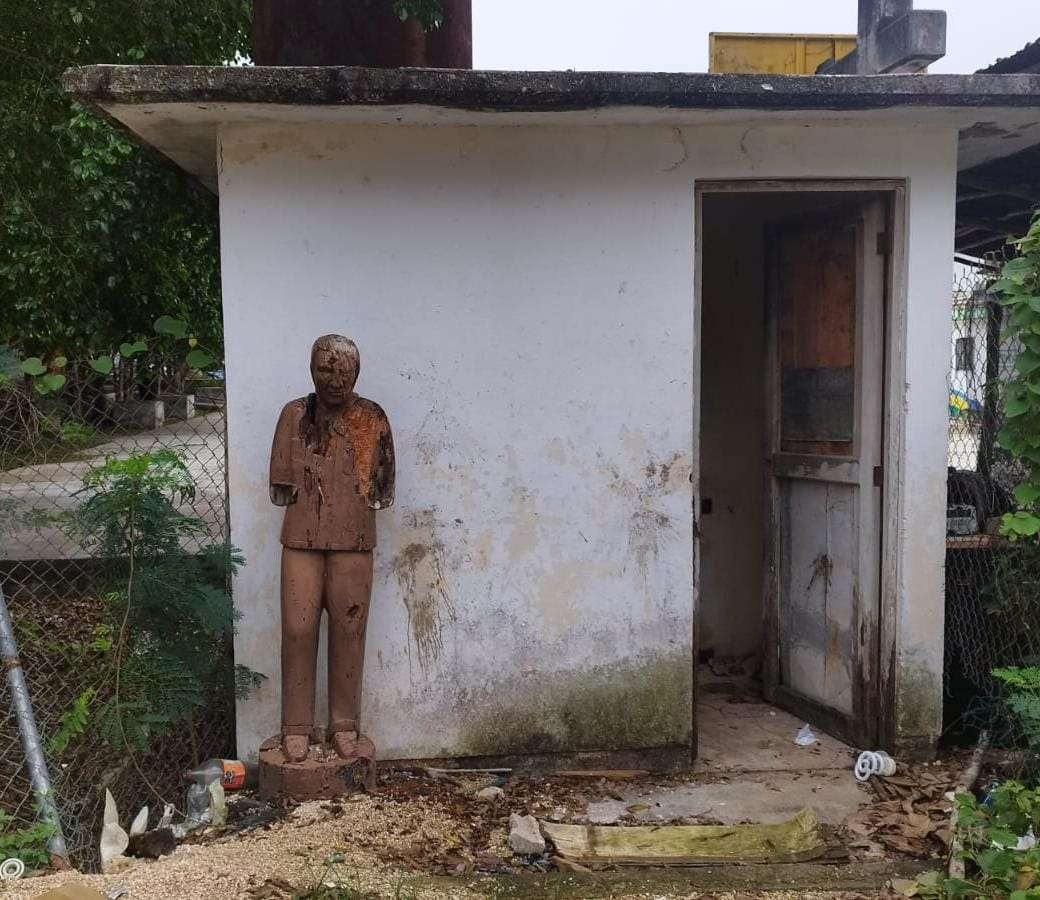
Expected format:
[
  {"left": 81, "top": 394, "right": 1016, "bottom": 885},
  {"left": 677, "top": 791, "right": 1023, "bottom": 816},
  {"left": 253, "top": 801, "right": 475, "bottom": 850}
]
[
  {"left": 0, "top": 413, "right": 227, "bottom": 561},
  {"left": 586, "top": 677, "right": 868, "bottom": 827}
]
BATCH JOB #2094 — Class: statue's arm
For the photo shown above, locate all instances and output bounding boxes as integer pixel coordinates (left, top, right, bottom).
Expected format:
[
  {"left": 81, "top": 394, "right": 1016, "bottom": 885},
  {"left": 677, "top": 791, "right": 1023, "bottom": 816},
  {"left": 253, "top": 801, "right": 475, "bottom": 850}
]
[
  {"left": 370, "top": 415, "right": 395, "bottom": 510},
  {"left": 270, "top": 402, "right": 299, "bottom": 507}
]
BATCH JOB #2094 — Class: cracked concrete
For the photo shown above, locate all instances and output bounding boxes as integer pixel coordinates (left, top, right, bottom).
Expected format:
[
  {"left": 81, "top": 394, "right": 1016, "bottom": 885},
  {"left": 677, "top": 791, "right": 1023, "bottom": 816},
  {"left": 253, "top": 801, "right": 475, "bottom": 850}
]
[{"left": 585, "top": 674, "right": 868, "bottom": 827}]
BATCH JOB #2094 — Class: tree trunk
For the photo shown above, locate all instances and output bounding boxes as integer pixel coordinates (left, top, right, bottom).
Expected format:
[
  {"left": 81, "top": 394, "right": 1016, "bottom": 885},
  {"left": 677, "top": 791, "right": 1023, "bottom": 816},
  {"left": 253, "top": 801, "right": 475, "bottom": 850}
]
[{"left": 252, "top": 0, "right": 472, "bottom": 68}]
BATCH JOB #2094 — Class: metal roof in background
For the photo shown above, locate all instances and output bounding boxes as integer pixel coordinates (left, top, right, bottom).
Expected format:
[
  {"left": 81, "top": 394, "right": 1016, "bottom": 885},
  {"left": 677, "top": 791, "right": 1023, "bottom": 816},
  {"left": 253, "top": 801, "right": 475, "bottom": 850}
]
[
  {"left": 978, "top": 39, "right": 1040, "bottom": 75},
  {"left": 957, "top": 38, "right": 1040, "bottom": 256}
]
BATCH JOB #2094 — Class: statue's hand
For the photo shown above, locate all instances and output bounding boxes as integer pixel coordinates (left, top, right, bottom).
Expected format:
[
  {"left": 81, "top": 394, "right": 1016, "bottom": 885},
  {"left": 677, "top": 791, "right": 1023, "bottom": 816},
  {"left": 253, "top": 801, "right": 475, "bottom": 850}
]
[{"left": 270, "top": 483, "right": 297, "bottom": 506}]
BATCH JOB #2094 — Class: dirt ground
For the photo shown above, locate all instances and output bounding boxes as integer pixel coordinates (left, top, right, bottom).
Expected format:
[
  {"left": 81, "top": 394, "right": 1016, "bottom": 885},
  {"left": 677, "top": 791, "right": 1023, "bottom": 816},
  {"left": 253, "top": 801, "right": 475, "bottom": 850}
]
[{"left": 1, "top": 763, "right": 950, "bottom": 900}]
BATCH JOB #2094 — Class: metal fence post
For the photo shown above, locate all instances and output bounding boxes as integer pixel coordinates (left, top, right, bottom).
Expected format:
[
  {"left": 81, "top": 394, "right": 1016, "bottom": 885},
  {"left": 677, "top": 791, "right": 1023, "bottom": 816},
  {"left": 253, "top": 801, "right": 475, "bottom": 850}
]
[{"left": 0, "top": 580, "right": 70, "bottom": 868}]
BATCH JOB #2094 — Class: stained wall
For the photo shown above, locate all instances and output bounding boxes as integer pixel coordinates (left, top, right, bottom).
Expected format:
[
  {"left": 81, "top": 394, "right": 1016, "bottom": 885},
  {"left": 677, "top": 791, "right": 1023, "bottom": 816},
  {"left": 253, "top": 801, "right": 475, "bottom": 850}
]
[{"left": 218, "top": 120, "right": 956, "bottom": 759}]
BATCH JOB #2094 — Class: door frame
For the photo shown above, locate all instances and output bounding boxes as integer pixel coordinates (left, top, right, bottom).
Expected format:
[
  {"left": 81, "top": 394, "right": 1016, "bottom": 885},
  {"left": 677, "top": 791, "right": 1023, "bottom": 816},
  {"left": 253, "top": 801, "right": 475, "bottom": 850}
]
[{"left": 692, "top": 179, "right": 908, "bottom": 754}]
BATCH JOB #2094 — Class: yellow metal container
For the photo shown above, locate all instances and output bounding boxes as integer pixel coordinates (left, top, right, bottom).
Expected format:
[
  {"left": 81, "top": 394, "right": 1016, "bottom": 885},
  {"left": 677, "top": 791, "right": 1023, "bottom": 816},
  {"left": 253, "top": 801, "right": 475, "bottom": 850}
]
[{"left": 709, "top": 33, "right": 857, "bottom": 75}]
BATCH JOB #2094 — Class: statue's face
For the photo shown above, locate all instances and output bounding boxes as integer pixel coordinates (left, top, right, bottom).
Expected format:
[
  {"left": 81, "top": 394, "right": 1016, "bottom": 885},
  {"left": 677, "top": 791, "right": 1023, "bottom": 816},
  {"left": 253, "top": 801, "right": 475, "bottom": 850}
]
[{"left": 311, "top": 348, "right": 357, "bottom": 407}]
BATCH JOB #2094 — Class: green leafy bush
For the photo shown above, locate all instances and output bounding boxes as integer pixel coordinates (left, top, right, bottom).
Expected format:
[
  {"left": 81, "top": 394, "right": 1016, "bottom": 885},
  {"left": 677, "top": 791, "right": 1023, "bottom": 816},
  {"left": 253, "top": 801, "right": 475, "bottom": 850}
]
[
  {"left": 921, "top": 782, "right": 1040, "bottom": 899},
  {"left": 991, "top": 212, "right": 1040, "bottom": 540},
  {"left": 0, "top": 810, "right": 54, "bottom": 871},
  {"left": 392, "top": 0, "right": 444, "bottom": 29},
  {"left": 58, "top": 418, "right": 99, "bottom": 450},
  {"left": 62, "top": 449, "right": 260, "bottom": 751}
]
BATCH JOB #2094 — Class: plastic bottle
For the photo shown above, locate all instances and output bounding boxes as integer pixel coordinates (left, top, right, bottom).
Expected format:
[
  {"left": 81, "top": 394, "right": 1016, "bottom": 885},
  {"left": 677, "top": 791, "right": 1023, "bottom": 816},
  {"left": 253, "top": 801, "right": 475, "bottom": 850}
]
[
  {"left": 185, "top": 758, "right": 257, "bottom": 792},
  {"left": 182, "top": 759, "right": 257, "bottom": 830},
  {"left": 184, "top": 779, "right": 211, "bottom": 827}
]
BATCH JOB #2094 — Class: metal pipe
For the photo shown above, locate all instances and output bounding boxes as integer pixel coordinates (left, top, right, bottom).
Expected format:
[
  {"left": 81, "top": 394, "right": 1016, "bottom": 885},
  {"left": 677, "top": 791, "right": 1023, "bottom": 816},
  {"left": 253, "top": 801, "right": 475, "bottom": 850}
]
[{"left": 0, "top": 581, "right": 70, "bottom": 867}]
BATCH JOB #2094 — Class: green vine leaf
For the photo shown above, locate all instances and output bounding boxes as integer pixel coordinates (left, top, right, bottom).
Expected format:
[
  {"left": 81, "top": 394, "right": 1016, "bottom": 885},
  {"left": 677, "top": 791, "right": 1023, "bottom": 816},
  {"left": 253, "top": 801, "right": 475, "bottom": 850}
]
[
  {"left": 1004, "top": 511, "right": 1040, "bottom": 537},
  {"left": 1006, "top": 394, "right": 1031, "bottom": 418},
  {"left": 119, "top": 340, "right": 148, "bottom": 358},
  {"left": 1018, "top": 350, "right": 1040, "bottom": 377},
  {"left": 1015, "top": 484, "right": 1040, "bottom": 505},
  {"left": 53, "top": 355, "right": 68, "bottom": 368},
  {"left": 20, "top": 357, "right": 47, "bottom": 376},
  {"left": 999, "top": 211, "right": 1040, "bottom": 541},
  {"left": 154, "top": 315, "right": 188, "bottom": 338},
  {"left": 185, "top": 348, "right": 214, "bottom": 370},
  {"left": 34, "top": 373, "right": 67, "bottom": 395},
  {"left": 89, "top": 355, "right": 114, "bottom": 375}
]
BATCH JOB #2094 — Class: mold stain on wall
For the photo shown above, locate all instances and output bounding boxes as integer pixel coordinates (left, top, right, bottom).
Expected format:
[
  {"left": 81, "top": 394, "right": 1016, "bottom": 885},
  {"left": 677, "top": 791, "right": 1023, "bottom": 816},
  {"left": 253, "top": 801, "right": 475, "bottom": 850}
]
[
  {"left": 391, "top": 509, "right": 457, "bottom": 675},
  {"left": 457, "top": 651, "right": 693, "bottom": 756},
  {"left": 602, "top": 446, "right": 689, "bottom": 582}
]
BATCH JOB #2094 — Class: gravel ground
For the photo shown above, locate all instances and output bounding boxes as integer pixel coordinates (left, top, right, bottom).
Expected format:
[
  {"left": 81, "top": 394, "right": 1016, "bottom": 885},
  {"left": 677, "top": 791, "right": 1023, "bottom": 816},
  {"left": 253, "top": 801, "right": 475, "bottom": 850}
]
[
  {"left": 1, "top": 775, "right": 899, "bottom": 900},
  {"left": 4, "top": 795, "right": 477, "bottom": 900}
]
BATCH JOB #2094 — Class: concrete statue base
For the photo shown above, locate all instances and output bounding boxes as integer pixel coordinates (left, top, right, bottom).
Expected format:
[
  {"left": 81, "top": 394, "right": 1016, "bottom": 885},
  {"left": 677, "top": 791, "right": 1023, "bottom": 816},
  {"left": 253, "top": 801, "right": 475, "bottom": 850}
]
[{"left": 257, "top": 733, "right": 376, "bottom": 801}]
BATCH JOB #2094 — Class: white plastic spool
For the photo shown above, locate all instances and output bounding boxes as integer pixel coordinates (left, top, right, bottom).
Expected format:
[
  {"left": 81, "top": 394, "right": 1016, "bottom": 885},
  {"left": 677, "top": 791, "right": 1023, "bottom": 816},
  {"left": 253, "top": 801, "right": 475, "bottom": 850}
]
[
  {"left": 0, "top": 858, "right": 25, "bottom": 880},
  {"left": 854, "top": 750, "right": 897, "bottom": 782}
]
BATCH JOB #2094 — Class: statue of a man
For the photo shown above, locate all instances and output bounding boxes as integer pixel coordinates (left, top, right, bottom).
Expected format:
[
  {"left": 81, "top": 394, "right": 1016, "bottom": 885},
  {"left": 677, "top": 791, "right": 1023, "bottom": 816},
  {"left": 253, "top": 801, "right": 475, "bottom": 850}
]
[{"left": 269, "top": 335, "right": 394, "bottom": 763}]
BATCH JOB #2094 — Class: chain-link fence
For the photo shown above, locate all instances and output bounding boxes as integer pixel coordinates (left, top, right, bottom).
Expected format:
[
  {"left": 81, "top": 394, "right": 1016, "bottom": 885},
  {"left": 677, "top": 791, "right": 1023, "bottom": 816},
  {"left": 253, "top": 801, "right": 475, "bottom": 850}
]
[
  {"left": 0, "top": 360, "right": 235, "bottom": 870},
  {"left": 6, "top": 261, "right": 1040, "bottom": 866},
  {"left": 944, "top": 257, "right": 1040, "bottom": 756}
]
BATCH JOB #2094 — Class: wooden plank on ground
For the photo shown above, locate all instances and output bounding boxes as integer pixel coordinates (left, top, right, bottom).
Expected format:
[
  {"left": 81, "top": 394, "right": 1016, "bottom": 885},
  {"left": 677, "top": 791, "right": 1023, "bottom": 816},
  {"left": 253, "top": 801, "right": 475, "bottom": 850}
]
[{"left": 542, "top": 808, "right": 825, "bottom": 867}]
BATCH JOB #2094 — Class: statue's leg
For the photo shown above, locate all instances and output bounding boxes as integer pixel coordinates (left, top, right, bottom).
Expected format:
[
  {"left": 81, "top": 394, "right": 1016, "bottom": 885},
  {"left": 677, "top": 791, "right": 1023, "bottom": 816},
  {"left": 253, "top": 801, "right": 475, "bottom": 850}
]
[
  {"left": 324, "top": 550, "right": 374, "bottom": 758},
  {"left": 280, "top": 546, "right": 325, "bottom": 761}
]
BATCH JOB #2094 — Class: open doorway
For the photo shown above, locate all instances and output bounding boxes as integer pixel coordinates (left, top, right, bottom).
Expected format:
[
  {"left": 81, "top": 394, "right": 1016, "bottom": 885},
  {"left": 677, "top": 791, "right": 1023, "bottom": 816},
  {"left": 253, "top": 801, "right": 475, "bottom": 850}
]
[{"left": 696, "top": 184, "right": 899, "bottom": 759}]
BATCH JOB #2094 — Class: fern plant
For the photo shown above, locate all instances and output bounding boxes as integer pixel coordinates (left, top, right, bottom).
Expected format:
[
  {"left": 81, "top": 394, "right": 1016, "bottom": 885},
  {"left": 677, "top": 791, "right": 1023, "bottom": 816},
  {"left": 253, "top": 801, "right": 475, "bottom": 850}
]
[
  {"left": 63, "top": 449, "right": 260, "bottom": 752},
  {"left": 993, "top": 666, "right": 1040, "bottom": 757}
]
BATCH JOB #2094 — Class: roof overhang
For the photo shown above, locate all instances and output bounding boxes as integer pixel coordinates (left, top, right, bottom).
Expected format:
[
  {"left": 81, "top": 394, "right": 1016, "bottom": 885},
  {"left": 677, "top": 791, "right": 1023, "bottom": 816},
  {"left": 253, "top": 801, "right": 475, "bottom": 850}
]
[{"left": 64, "top": 66, "right": 1040, "bottom": 204}]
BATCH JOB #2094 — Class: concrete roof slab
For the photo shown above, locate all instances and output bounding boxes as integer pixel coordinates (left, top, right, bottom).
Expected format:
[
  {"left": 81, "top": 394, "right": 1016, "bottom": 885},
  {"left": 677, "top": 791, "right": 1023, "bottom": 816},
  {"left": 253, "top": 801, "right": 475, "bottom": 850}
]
[{"left": 62, "top": 65, "right": 1040, "bottom": 193}]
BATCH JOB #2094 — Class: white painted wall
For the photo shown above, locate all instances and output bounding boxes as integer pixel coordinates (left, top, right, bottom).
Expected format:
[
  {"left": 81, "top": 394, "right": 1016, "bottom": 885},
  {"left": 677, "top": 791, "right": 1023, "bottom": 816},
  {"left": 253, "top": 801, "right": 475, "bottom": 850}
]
[{"left": 218, "top": 119, "right": 957, "bottom": 759}]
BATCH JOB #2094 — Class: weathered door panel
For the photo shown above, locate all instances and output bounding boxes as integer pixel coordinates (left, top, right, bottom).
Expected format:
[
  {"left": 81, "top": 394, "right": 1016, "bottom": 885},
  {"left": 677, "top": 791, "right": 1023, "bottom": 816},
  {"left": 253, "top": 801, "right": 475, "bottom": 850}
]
[{"left": 765, "top": 199, "right": 886, "bottom": 748}]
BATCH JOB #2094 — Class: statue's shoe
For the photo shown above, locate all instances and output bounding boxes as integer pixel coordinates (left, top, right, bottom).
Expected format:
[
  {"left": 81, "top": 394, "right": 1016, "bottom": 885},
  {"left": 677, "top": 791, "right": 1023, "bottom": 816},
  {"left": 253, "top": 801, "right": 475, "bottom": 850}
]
[
  {"left": 331, "top": 730, "right": 360, "bottom": 759},
  {"left": 281, "top": 733, "right": 310, "bottom": 762}
]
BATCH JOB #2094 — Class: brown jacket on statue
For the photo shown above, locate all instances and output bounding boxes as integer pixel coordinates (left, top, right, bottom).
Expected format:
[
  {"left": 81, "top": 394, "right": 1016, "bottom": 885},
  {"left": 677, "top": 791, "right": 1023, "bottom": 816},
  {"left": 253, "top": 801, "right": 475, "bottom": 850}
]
[{"left": 269, "top": 393, "right": 395, "bottom": 552}]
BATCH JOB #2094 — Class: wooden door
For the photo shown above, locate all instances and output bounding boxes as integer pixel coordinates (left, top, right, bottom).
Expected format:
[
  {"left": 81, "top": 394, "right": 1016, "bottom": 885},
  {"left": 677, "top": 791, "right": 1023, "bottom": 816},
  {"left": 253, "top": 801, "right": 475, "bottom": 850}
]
[{"left": 764, "top": 199, "right": 886, "bottom": 748}]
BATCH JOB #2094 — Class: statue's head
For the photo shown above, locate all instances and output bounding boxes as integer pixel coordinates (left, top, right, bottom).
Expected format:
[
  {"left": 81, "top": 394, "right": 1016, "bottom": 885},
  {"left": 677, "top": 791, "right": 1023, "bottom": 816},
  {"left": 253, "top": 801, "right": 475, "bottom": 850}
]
[{"left": 310, "top": 334, "right": 360, "bottom": 408}]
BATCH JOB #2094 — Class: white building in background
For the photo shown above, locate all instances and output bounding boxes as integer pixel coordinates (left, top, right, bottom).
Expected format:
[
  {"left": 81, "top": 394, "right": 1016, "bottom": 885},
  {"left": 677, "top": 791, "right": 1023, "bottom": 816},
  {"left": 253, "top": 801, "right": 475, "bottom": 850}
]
[{"left": 64, "top": 64, "right": 1040, "bottom": 762}]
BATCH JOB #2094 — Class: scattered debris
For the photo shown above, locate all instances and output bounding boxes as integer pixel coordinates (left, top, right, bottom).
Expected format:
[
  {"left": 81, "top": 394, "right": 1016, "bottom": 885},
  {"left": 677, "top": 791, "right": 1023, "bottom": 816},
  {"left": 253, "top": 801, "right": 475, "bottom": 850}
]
[
  {"left": 508, "top": 813, "right": 547, "bottom": 856},
  {"left": 128, "top": 808, "right": 148, "bottom": 840},
  {"left": 543, "top": 808, "right": 827, "bottom": 866},
  {"left": 36, "top": 886, "right": 108, "bottom": 899},
  {"left": 126, "top": 828, "right": 177, "bottom": 860},
  {"left": 99, "top": 790, "right": 129, "bottom": 871},
  {"left": 246, "top": 878, "right": 296, "bottom": 898},
  {"left": 157, "top": 805, "right": 174, "bottom": 830},
  {"left": 556, "top": 770, "right": 649, "bottom": 780},
  {"left": 426, "top": 767, "right": 511, "bottom": 779},
  {"left": 854, "top": 750, "right": 898, "bottom": 782},
  {"left": 949, "top": 730, "right": 990, "bottom": 879},
  {"left": 208, "top": 781, "right": 228, "bottom": 828},
  {"left": 844, "top": 766, "right": 955, "bottom": 858},
  {"left": 1, "top": 857, "right": 25, "bottom": 880},
  {"left": 552, "top": 856, "right": 591, "bottom": 873},
  {"left": 795, "top": 724, "right": 819, "bottom": 746}
]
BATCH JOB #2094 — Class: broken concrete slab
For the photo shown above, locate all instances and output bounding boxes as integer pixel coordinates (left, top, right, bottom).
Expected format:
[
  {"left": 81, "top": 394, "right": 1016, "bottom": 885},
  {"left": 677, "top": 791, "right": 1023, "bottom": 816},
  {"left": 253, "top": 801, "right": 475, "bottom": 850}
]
[
  {"left": 585, "top": 770, "right": 868, "bottom": 826},
  {"left": 543, "top": 808, "right": 826, "bottom": 866}
]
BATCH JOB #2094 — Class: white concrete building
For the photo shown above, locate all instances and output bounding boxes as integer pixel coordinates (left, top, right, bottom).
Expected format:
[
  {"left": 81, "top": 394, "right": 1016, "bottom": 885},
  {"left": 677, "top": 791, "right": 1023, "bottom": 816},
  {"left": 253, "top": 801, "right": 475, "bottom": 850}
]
[{"left": 65, "top": 66, "right": 1040, "bottom": 763}]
